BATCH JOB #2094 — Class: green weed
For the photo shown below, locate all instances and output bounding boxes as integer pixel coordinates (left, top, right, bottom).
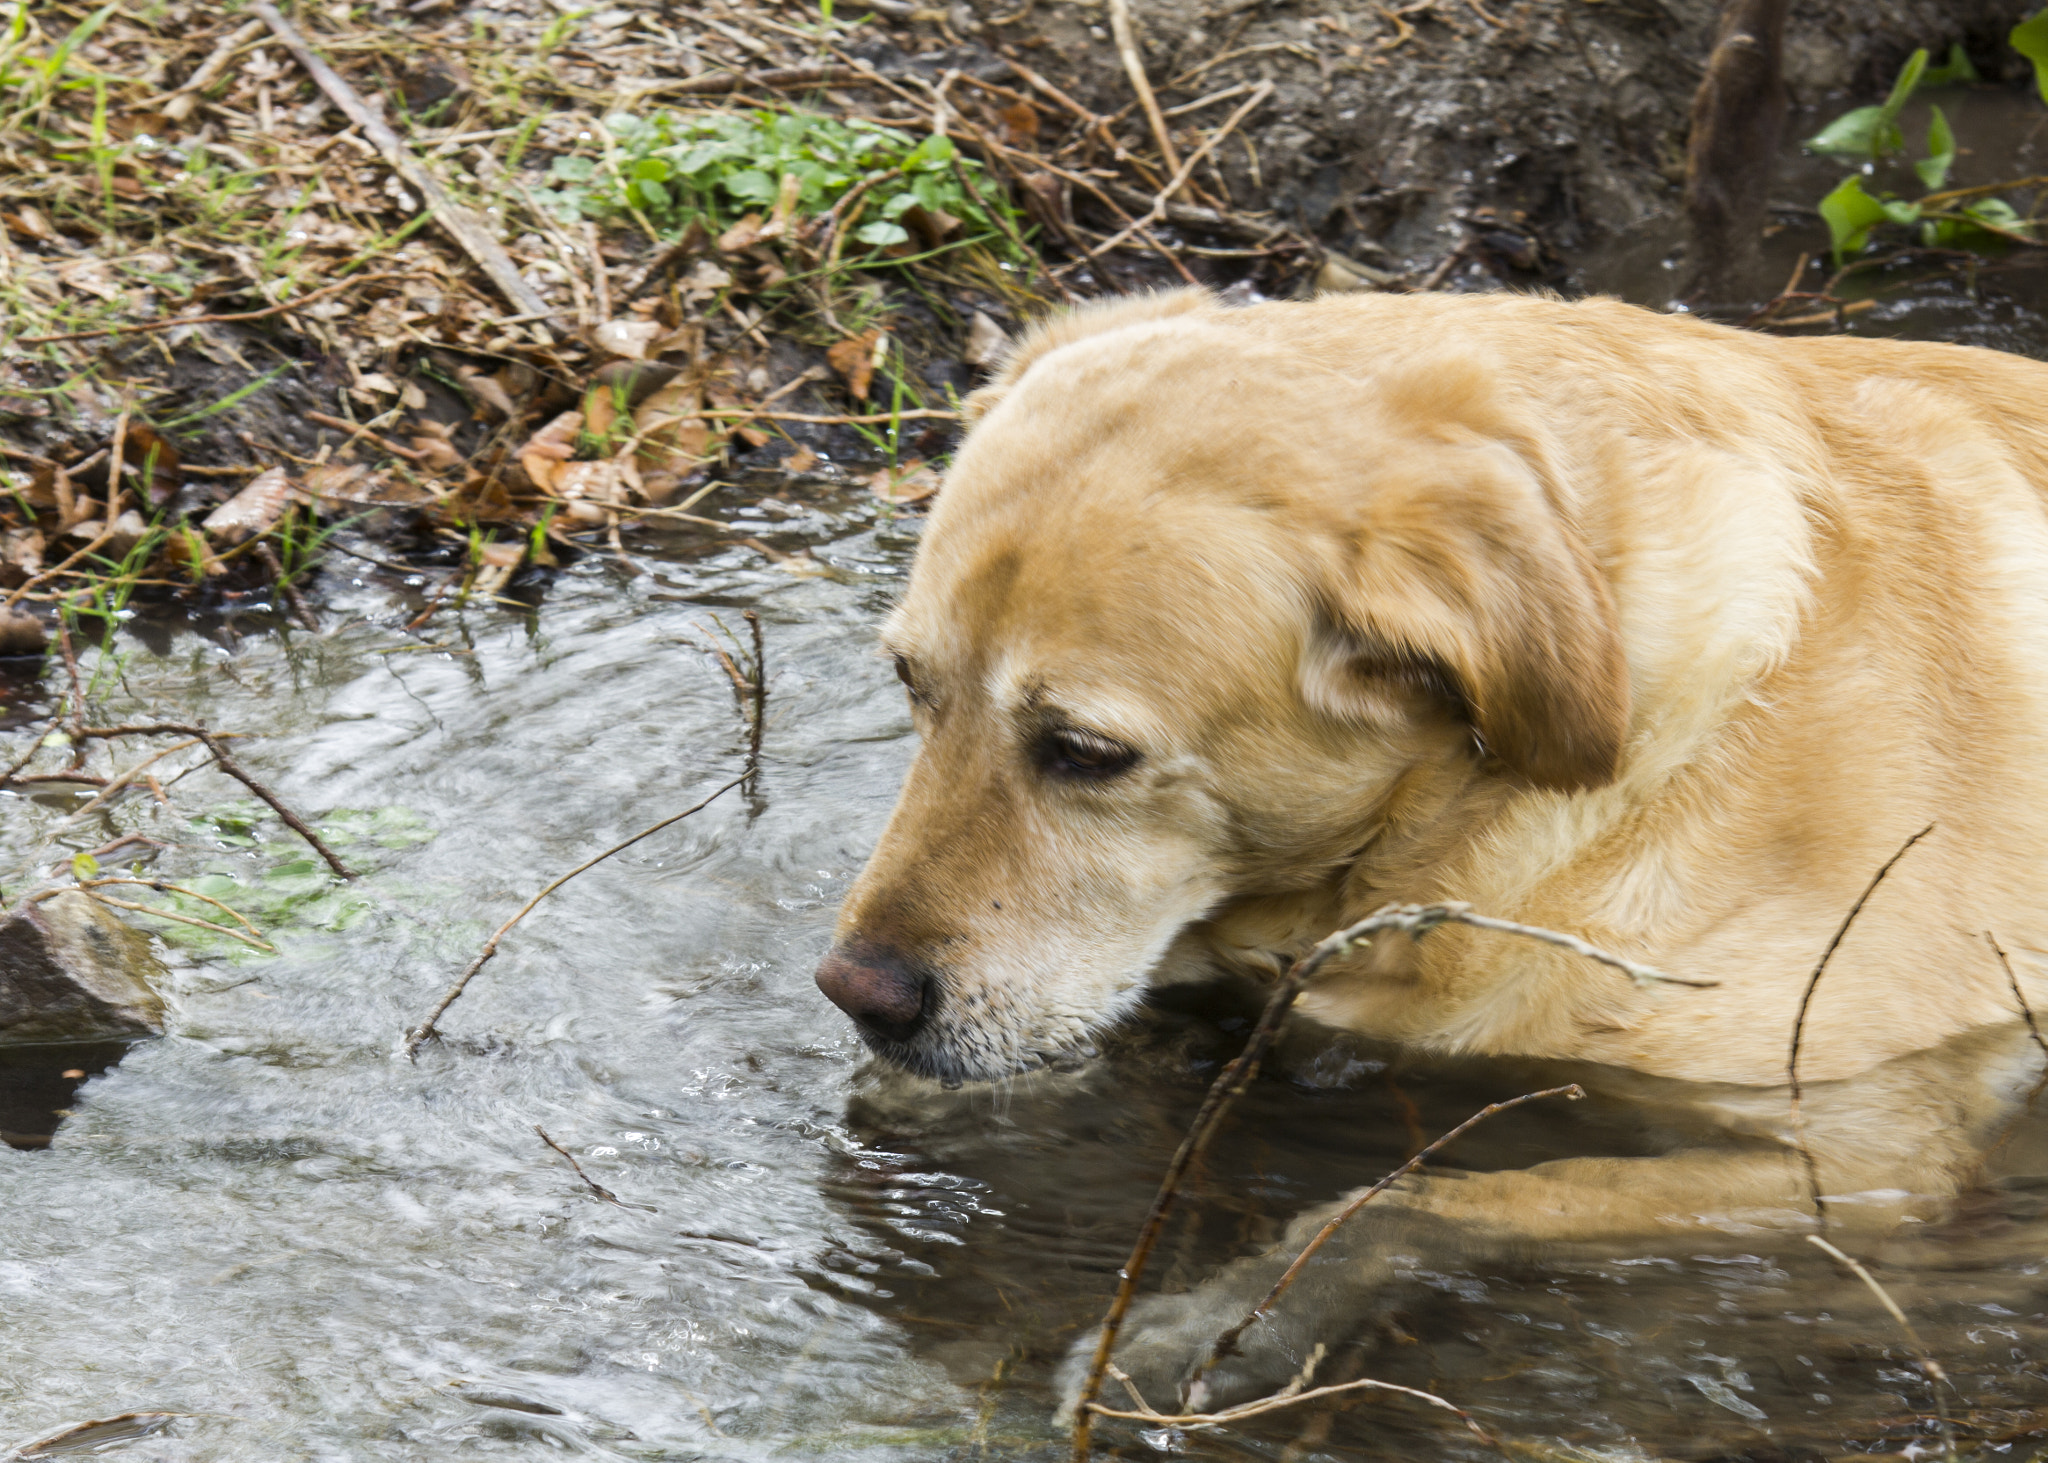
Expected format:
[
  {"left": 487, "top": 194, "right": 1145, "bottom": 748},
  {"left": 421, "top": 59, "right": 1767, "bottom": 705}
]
[
  {"left": 1808, "top": 16, "right": 2048, "bottom": 261},
  {"left": 538, "top": 106, "right": 1023, "bottom": 260}
]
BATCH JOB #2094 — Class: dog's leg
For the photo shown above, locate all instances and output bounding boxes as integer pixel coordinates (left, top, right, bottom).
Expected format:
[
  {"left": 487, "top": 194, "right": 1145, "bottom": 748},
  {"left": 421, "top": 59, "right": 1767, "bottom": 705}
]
[
  {"left": 1061, "top": 1021, "right": 2046, "bottom": 1417},
  {"left": 1061, "top": 1145, "right": 1809, "bottom": 1417}
]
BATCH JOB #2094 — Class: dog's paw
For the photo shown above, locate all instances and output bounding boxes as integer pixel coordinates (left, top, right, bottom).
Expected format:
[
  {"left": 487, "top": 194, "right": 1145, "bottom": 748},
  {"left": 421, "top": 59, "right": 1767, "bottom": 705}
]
[{"left": 1056, "top": 1252, "right": 1367, "bottom": 1422}]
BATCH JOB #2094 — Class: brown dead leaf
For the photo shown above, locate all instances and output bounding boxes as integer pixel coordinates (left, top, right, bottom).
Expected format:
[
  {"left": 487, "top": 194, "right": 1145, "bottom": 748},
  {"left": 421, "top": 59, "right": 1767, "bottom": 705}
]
[
  {"left": 632, "top": 378, "right": 715, "bottom": 476},
  {"left": 867, "top": 459, "right": 941, "bottom": 505},
  {"left": 0, "top": 528, "right": 45, "bottom": 589},
  {"left": 718, "top": 213, "right": 765, "bottom": 253},
  {"left": 782, "top": 446, "right": 818, "bottom": 475},
  {"left": 898, "top": 205, "right": 962, "bottom": 253},
  {"left": 963, "top": 310, "right": 1012, "bottom": 369},
  {"left": 593, "top": 318, "right": 663, "bottom": 359},
  {"left": 707, "top": 387, "right": 768, "bottom": 448},
  {"left": 554, "top": 458, "right": 627, "bottom": 504},
  {"left": 827, "top": 330, "right": 880, "bottom": 402},
  {"left": 3, "top": 206, "right": 58, "bottom": 244},
  {"left": 517, "top": 410, "right": 583, "bottom": 493},
  {"left": 998, "top": 100, "right": 1041, "bottom": 147},
  {"left": 408, "top": 424, "right": 463, "bottom": 474},
  {"left": 455, "top": 363, "right": 518, "bottom": 418},
  {"left": 302, "top": 462, "right": 369, "bottom": 510},
  {"left": 202, "top": 466, "right": 298, "bottom": 544},
  {"left": 120, "top": 421, "right": 182, "bottom": 506}
]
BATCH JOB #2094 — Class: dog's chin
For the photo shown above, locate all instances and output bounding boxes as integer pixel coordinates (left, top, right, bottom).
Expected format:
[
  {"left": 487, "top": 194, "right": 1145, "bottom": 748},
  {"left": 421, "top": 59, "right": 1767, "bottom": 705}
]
[{"left": 859, "top": 1028, "right": 1104, "bottom": 1089}]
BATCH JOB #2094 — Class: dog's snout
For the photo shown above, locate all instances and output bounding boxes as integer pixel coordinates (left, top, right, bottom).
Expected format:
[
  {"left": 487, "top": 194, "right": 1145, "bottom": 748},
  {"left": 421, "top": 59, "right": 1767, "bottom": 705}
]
[{"left": 815, "top": 942, "right": 930, "bottom": 1041}]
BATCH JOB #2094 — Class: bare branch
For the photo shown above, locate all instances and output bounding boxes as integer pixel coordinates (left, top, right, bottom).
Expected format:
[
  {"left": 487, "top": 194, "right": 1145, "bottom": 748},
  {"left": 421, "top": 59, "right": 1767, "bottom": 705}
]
[
  {"left": 1070, "top": 901, "right": 1707, "bottom": 1459},
  {"left": 1786, "top": 825, "right": 1933, "bottom": 1223}
]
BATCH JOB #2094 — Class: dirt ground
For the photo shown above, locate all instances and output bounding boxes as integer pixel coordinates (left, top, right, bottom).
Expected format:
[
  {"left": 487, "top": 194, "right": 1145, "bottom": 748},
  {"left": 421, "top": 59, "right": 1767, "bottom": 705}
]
[{"left": 0, "top": 0, "right": 2043, "bottom": 638}]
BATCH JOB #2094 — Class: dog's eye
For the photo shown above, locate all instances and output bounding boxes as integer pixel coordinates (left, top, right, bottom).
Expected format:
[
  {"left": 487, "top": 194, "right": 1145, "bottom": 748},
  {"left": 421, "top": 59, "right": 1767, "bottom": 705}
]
[
  {"left": 893, "top": 654, "right": 925, "bottom": 704},
  {"left": 1042, "top": 727, "right": 1140, "bottom": 780}
]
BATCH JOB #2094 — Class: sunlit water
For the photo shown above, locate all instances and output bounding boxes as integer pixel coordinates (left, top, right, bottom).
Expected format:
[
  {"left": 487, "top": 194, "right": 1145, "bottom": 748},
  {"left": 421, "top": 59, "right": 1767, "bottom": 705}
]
[{"left": 7, "top": 87, "right": 2048, "bottom": 1463}]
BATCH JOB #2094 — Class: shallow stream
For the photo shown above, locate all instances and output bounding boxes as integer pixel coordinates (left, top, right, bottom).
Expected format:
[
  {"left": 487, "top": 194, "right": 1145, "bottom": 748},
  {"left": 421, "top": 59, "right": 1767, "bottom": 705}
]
[{"left": 7, "top": 83, "right": 2048, "bottom": 1463}]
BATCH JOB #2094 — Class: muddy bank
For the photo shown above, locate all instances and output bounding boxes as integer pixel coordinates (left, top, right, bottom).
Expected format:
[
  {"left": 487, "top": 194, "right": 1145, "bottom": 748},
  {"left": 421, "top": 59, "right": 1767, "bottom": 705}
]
[{"left": 962, "top": 0, "right": 2043, "bottom": 276}]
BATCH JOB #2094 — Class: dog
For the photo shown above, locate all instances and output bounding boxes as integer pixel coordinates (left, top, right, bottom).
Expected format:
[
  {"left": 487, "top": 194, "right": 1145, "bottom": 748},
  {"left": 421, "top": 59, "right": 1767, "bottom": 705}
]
[{"left": 813, "top": 288, "right": 2048, "bottom": 1411}]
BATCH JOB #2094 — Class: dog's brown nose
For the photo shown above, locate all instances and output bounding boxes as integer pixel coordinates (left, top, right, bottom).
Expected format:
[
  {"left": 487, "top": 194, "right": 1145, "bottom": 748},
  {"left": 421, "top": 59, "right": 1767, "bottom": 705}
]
[{"left": 815, "top": 942, "right": 930, "bottom": 1042}]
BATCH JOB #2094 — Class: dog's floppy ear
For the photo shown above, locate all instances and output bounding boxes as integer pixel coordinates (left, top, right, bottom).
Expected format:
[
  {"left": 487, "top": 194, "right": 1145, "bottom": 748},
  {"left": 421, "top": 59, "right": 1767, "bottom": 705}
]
[{"left": 1303, "top": 369, "right": 1631, "bottom": 792}]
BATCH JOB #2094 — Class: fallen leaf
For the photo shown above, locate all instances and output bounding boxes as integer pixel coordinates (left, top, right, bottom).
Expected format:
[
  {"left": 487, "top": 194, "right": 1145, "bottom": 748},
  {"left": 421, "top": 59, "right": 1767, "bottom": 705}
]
[
  {"left": 963, "top": 310, "right": 1012, "bottom": 368},
  {"left": 408, "top": 433, "right": 463, "bottom": 473},
  {"left": 455, "top": 363, "right": 517, "bottom": 418},
  {"left": 782, "top": 446, "right": 818, "bottom": 475},
  {"left": 517, "top": 410, "right": 583, "bottom": 492},
  {"left": 632, "top": 378, "right": 714, "bottom": 476},
  {"left": 867, "top": 459, "right": 941, "bottom": 505},
  {"left": 55, "top": 258, "right": 120, "bottom": 301},
  {"left": 302, "top": 462, "right": 369, "bottom": 510},
  {"left": 998, "top": 100, "right": 1040, "bottom": 146},
  {"left": 593, "top": 317, "right": 662, "bottom": 359},
  {"left": 3, "top": 206, "right": 58, "bottom": 244},
  {"left": 717, "top": 213, "right": 765, "bottom": 252},
  {"left": 120, "top": 422, "right": 182, "bottom": 506},
  {"left": 201, "top": 466, "right": 297, "bottom": 544},
  {"left": 554, "top": 458, "right": 626, "bottom": 503},
  {"left": 681, "top": 261, "right": 731, "bottom": 302},
  {"left": 827, "top": 330, "right": 880, "bottom": 402}
]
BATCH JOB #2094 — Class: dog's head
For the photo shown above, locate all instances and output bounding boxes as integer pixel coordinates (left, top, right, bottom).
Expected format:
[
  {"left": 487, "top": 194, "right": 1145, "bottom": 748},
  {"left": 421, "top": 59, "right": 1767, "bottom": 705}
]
[{"left": 816, "top": 292, "right": 1631, "bottom": 1082}]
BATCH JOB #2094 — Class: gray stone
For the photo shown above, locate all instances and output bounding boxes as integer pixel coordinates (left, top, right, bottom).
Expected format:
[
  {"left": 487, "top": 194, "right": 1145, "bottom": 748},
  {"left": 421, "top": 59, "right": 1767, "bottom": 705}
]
[{"left": 0, "top": 892, "right": 165, "bottom": 1045}]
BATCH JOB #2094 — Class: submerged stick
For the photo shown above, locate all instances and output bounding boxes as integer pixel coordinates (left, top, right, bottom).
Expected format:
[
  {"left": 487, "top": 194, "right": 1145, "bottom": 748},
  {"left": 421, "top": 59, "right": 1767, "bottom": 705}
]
[
  {"left": 1069, "top": 902, "right": 1702, "bottom": 1459},
  {"left": 743, "top": 610, "right": 766, "bottom": 784},
  {"left": 1093, "top": 1362, "right": 1494, "bottom": 1445},
  {"left": 1807, "top": 1235, "right": 1959, "bottom": 1463},
  {"left": 535, "top": 1125, "right": 635, "bottom": 1209},
  {"left": 1785, "top": 824, "right": 1933, "bottom": 1223},
  {"left": 72, "top": 722, "right": 356, "bottom": 880},
  {"left": 402, "top": 770, "right": 749, "bottom": 1057},
  {"left": 248, "top": 4, "right": 553, "bottom": 328},
  {"left": 1191, "top": 1083, "right": 1585, "bottom": 1389}
]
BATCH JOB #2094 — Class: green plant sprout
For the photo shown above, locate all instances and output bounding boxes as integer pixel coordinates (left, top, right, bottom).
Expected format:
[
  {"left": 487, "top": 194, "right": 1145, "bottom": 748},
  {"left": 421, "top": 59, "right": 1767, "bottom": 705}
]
[
  {"left": 1808, "top": 16, "right": 2048, "bottom": 262},
  {"left": 538, "top": 106, "right": 1023, "bottom": 261}
]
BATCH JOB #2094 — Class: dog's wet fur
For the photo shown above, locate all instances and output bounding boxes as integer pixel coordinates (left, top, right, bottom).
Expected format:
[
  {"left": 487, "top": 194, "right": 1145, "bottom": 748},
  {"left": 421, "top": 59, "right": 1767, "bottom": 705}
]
[{"left": 813, "top": 288, "right": 2048, "bottom": 1409}]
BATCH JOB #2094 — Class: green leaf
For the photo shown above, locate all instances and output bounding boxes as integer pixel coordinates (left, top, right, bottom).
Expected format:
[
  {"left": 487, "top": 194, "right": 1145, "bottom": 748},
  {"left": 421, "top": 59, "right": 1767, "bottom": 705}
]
[
  {"left": 632, "top": 157, "right": 671, "bottom": 181},
  {"left": 550, "top": 155, "right": 596, "bottom": 183},
  {"left": 1818, "top": 175, "right": 1895, "bottom": 260},
  {"left": 1915, "top": 105, "right": 1955, "bottom": 190},
  {"left": 71, "top": 852, "right": 99, "bottom": 880},
  {"left": 627, "top": 177, "right": 672, "bottom": 213},
  {"left": 1922, "top": 42, "right": 1980, "bottom": 87},
  {"left": 1878, "top": 47, "right": 1929, "bottom": 131},
  {"left": 2014, "top": 9, "right": 2048, "bottom": 105},
  {"left": 854, "top": 219, "right": 909, "bottom": 246},
  {"left": 1806, "top": 105, "right": 1900, "bottom": 159},
  {"left": 724, "top": 168, "right": 776, "bottom": 202}
]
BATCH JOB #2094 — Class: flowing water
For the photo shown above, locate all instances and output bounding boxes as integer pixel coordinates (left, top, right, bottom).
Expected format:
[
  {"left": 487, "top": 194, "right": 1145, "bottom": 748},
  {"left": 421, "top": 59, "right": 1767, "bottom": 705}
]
[{"left": 8, "top": 90, "right": 2048, "bottom": 1463}]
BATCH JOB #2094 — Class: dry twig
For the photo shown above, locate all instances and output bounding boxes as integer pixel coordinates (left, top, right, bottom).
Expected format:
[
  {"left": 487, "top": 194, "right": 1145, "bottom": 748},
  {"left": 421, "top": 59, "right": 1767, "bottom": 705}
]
[
  {"left": 1785, "top": 824, "right": 1933, "bottom": 1222},
  {"left": 535, "top": 1124, "right": 639, "bottom": 1208},
  {"left": 1807, "top": 1235, "right": 1959, "bottom": 1462},
  {"left": 17, "top": 272, "right": 411, "bottom": 347},
  {"left": 73, "top": 722, "right": 357, "bottom": 880},
  {"left": 402, "top": 770, "right": 750, "bottom": 1057},
  {"left": 1106, "top": 0, "right": 1181, "bottom": 182},
  {"left": 1191, "top": 1083, "right": 1585, "bottom": 1389},
  {"left": 1069, "top": 901, "right": 1703, "bottom": 1459},
  {"left": 1091, "top": 1361, "right": 1495, "bottom": 1444},
  {"left": 248, "top": 3, "right": 555, "bottom": 328}
]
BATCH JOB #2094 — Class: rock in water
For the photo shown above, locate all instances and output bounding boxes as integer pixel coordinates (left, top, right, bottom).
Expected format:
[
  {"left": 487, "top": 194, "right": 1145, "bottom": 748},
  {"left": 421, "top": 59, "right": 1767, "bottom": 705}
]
[{"left": 0, "top": 892, "right": 165, "bottom": 1044}]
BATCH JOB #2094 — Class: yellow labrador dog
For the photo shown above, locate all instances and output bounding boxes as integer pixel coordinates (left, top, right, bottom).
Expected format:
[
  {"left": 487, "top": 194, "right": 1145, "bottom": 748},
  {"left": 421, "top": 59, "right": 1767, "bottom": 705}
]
[{"left": 814, "top": 288, "right": 2048, "bottom": 1409}]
